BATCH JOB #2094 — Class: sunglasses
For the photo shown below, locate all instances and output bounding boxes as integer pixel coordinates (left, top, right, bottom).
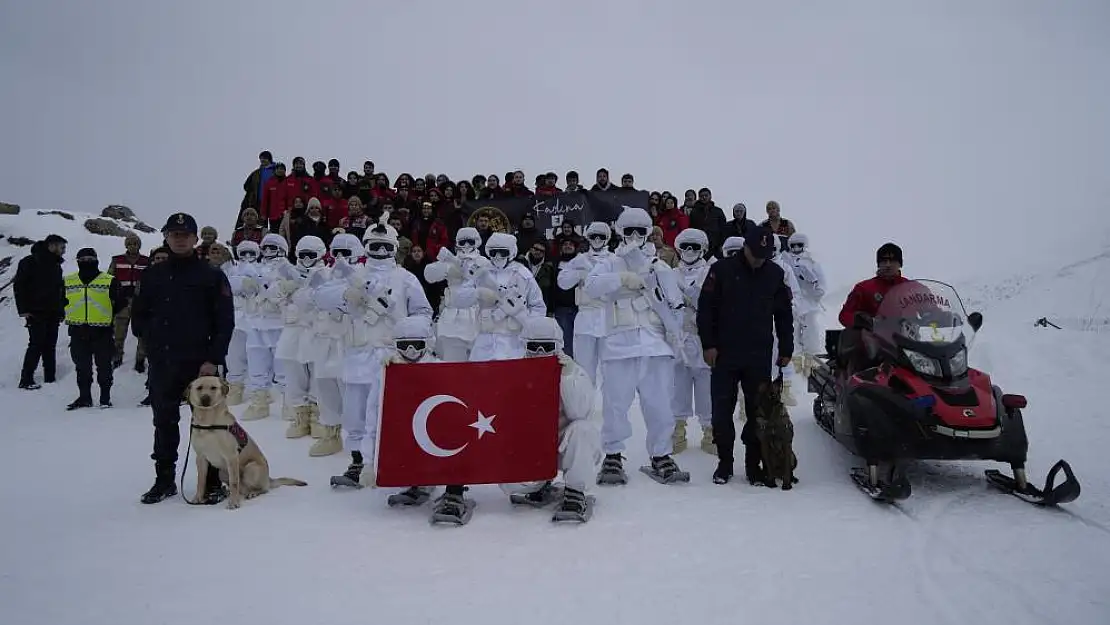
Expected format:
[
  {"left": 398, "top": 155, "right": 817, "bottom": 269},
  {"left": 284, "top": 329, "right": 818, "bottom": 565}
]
[
  {"left": 457, "top": 238, "right": 477, "bottom": 247},
  {"left": 525, "top": 341, "right": 557, "bottom": 354},
  {"left": 331, "top": 249, "right": 353, "bottom": 257},
  {"left": 396, "top": 339, "right": 426, "bottom": 352},
  {"left": 366, "top": 242, "right": 395, "bottom": 253},
  {"left": 297, "top": 251, "right": 319, "bottom": 260},
  {"left": 488, "top": 248, "right": 511, "bottom": 258},
  {"left": 622, "top": 227, "right": 649, "bottom": 237},
  {"left": 677, "top": 243, "right": 703, "bottom": 252}
]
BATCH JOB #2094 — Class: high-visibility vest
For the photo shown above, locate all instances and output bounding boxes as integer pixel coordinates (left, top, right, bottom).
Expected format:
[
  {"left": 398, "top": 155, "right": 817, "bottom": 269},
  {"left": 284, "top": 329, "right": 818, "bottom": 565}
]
[{"left": 64, "top": 273, "right": 114, "bottom": 326}]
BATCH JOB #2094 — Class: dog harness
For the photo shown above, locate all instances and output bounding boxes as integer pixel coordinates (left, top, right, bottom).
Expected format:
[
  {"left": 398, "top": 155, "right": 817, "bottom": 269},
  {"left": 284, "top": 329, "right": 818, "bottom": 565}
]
[{"left": 191, "top": 422, "right": 249, "bottom": 452}]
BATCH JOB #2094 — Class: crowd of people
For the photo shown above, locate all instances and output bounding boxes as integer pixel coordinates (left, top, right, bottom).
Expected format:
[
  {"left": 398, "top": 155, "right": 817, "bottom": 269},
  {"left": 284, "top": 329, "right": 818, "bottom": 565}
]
[{"left": 13, "top": 150, "right": 928, "bottom": 526}]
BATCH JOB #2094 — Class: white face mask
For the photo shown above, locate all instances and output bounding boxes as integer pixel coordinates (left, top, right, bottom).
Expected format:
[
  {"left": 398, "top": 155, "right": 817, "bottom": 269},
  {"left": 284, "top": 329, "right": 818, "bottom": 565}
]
[
  {"left": 679, "top": 246, "right": 703, "bottom": 265},
  {"left": 587, "top": 235, "right": 608, "bottom": 251},
  {"left": 396, "top": 341, "right": 427, "bottom": 362},
  {"left": 488, "top": 249, "right": 512, "bottom": 269},
  {"left": 621, "top": 229, "right": 647, "bottom": 249},
  {"left": 456, "top": 239, "right": 478, "bottom": 255}
]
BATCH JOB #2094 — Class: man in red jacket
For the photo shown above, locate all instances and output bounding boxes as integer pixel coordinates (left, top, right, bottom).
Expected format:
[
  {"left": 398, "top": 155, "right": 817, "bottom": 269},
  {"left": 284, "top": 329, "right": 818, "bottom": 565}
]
[
  {"left": 836, "top": 242, "right": 907, "bottom": 373},
  {"left": 260, "top": 162, "right": 296, "bottom": 231},
  {"left": 108, "top": 234, "right": 150, "bottom": 371}
]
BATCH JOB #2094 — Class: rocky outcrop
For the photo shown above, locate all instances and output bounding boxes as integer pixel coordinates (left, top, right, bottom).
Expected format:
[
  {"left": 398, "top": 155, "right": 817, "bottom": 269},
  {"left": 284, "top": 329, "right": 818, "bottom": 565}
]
[
  {"left": 5, "top": 236, "right": 34, "bottom": 247},
  {"left": 83, "top": 218, "right": 133, "bottom": 237},
  {"left": 133, "top": 221, "right": 156, "bottom": 233},
  {"left": 101, "top": 205, "right": 137, "bottom": 222},
  {"left": 36, "top": 210, "right": 75, "bottom": 220},
  {"left": 0, "top": 202, "right": 20, "bottom": 215}
]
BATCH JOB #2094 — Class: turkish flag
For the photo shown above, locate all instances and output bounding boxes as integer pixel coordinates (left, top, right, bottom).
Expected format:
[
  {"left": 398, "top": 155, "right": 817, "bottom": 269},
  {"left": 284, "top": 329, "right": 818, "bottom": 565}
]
[{"left": 374, "top": 356, "right": 561, "bottom": 487}]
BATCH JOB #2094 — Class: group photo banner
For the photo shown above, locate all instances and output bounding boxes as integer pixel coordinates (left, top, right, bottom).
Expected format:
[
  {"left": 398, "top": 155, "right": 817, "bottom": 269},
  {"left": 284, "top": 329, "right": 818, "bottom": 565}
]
[{"left": 462, "top": 188, "right": 651, "bottom": 238}]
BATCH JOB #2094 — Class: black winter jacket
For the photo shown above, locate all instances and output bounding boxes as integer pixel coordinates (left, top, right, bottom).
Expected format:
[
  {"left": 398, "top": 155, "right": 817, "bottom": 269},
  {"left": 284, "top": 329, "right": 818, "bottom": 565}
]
[
  {"left": 14, "top": 241, "right": 65, "bottom": 319},
  {"left": 688, "top": 201, "right": 728, "bottom": 258},
  {"left": 131, "top": 251, "right": 235, "bottom": 366},
  {"left": 697, "top": 253, "right": 794, "bottom": 368}
]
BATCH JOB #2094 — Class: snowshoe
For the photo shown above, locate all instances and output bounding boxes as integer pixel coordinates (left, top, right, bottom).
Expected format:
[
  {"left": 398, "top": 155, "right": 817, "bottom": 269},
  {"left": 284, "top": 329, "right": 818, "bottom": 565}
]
[
  {"left": 430, "top": 492, "right": 476, "bottom": 525},
  {"left": 387, "top": 486, "right": 434, "bottom": 507},
  {"left": 330, "top": 453, "right": 365, "bottom": 489},
  {"left": 597, "top": 454, "right": 628, "bottom": 486},
  {"left": 551, "top": 488, "right": 595, "bottom": 523},
  {"left": 509, "top": 481, "right": 562, "bottom": 508},
  {"left": 985, "top": 460, "right": 1080, "bottom": 506},
  {"left": 850, "top": 465, "right": 911, "bottom": 503},
  {"left": 639, "top": 455, "right": 691, "bottom": 485}
]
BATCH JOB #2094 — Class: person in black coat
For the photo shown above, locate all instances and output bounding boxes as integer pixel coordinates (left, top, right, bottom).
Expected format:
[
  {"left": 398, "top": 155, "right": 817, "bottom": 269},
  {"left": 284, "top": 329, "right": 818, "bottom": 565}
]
[
  {"left": 131, "top": 212, "right": 236, "bottom": 505},
  {"left": 696, "top": 227, "right": 794, "bottom": 485},
  {"left": 722, "top": 202, "right": 759, "bottom": 241},
  {"left": 14, "top": 234, "right": 67, "bottom": 389}
]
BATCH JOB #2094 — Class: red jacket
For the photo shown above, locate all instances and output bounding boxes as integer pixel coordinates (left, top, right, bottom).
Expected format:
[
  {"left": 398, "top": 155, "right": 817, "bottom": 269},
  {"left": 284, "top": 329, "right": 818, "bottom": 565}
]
[
  {"left": 534, "top": 186, "right": 562, "bottom": 197},
  {"left": 231, "top": 225, "right": 266, "bottom": 248},
  {"left": 409, "top": 217, "right": 450, "bottom": 260},
  {"left": 108, "top": 253, "right": 149, "bottom": 297},
  {"left": 260, "top": 175, "right": 297, "bottom": 222},
  {"left": 289, "top": 172, "right": 315, "bottom": 204},
  {"left": 838, "top": 275, "right": 909, "bottom": 327},
  {"left": 321, "top": 195, "right": 348, "bottom": 228},
  {"left": 654, "top": 209, "right": 689, "bottom": 247}
]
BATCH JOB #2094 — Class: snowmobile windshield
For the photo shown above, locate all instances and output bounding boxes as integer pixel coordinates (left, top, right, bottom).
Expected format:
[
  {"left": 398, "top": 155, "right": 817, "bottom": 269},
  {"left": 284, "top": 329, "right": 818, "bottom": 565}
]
[{"left": 874, "top": 280, "right": 974, "bottom": 351}]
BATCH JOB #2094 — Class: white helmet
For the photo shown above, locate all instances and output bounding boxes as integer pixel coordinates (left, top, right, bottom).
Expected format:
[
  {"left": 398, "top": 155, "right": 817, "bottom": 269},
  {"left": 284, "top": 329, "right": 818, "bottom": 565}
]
[
  {"left": 787, "top": 232, "right": 809, "bottom": 255},
  {"left": 362, "top": 219, "right": 399, "bottom": 266},
  {"left": 329, "top": 233, "right": 364, "bottom": 264},
  {"left": 615, "top": 207, "right": 652, "bottom": 249},
  {"left": 721, "top": 236, "right": 745, "bottom": 258},
  {"left": 294, "top": 235, "right": 326, "bottom": 269},
  {"left": 235, "top": 240, "right": 260, "bottom": 262},
  {"left": 455, "top": 227, "right": 480, "bottom": 255},
  {"left": 521, "top": 316, "right": 563, "bottom": 357},
  {"left": 485, "top": 232, "right": 517, "bottom": 269},
  {"left": 584, "top": 221, "right": 611, "bottom": 251},
  {"left": 674, "top": 228, "right": 709, "bottom": 265},
  {"left": 260, "top": 233, "right": 288, "bottom": 260},
  {"left": 394, "top": 315, "right": 434, "bottom": 362}
]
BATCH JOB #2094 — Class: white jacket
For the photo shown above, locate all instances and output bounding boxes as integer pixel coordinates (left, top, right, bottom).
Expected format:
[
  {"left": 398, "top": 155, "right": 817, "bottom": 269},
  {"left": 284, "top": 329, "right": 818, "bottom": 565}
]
[
  {"left": 244, "top": 258, "right": 299, "bottom": 332},
  {"left": 425, "top": 250, "right": 482, "bottom": 341},
  {"left": 555, "top": 250, "right": 612, "bottom": 338},
  {"left": 584, "top": 247, "right": 682, "bottom": 361},
  {"left": 787, "top": 252, "right": 827, "bottom": 315},
  {"left": 674, "top": 258, "right": 712, "bottom": 369},
  {"left": 226, "top": 261, "right": 265, "bottom": 332},
  {"left": 556, "top": 353, "right": 598, "bottom": 429},
  {"left": 454, "top": 261, "right": 546, "bottom": 335}
]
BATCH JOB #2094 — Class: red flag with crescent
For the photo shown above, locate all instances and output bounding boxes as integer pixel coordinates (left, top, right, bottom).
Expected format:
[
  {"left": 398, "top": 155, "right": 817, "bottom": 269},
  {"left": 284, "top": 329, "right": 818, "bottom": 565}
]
[{"left": 374, "top": 356, "right": 561, "bottom": 487}]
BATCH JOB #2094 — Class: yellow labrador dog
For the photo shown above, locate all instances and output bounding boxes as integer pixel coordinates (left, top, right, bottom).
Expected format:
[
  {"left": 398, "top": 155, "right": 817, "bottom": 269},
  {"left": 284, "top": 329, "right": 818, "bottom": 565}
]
[{"left": 187, "top": 376, "right": 307, "bottom": 509}]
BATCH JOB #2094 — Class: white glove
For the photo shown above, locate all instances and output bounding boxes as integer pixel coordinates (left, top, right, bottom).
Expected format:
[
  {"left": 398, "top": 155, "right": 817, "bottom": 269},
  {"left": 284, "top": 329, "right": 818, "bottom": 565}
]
[
  {"left": 386, "top": 353, "right": 407, "bottom": 366},
  {"left": 557, "top": 352, "right": 575, "bottom": 368},
  {"left": 620, "top": 272, "right": 644, "bottom": 290},
  {"left": 277, "top": 279, "right": 299, "bottom": 298},
  {"left": 344, "top": 284, "right": 369, "bottom": 307},
  {"left": 477, "top": 287, "right": 499, "bottom": 307},
  {"left": 501, "top": 293, "right": 526, "bottom": 317},
  {"left": 467, "top": 256, "right": 492, "bottom": 280},
  {"left": 240, "top": 276, "right": 259, "bottom": 296},
  {"left": 368, "top": 288, "right": 393, "bottom": 316},
  {"left": 446, "top": 263, "right": 463, "bottom": 282}
]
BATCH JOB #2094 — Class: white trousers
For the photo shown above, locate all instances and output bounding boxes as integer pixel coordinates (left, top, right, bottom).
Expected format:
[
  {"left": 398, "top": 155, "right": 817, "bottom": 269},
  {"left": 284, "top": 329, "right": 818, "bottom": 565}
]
[
  {"left": 314, "top": 377, "right": 343, "bottom": 427},
  {"left": 342, "top": 380, "right": 381, "bottom": 455},
  {"left": 600, "top": 356, "right": 675, "bottom": 457},
  {"left": 246, "top": 328, "right": 283, "bottom": 393},
  {"left": 226, "top": 329, "right": 248, "bottom": 384},
  {"left": 499, "top": 419, "right": 602, "bottom": 494},
  {"left": 279, "top": 358, "right": 315, "bottom": 407},
  {"left": 436, "top": 336, "right": 471, "bottom": 363},
  {"left": 672, "top": 361, "right": 711, "bottom": 427},
  {"left": 798, "top": 310, "right": 822, "bottom": 356},
  {"left": 572, "top": 334, "right": 602, "bottom": 385}
]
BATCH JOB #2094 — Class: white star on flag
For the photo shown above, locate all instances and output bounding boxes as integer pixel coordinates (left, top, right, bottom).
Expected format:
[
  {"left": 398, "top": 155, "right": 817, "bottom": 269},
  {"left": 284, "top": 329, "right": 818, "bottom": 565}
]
[{"left": 468, "top": 411, "right": 497, "bottom": 439}]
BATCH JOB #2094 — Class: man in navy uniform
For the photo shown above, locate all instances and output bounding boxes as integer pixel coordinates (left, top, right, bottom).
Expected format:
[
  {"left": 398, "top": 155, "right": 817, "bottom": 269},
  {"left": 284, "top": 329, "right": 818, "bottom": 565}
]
[{"left": 132, "top": 212, "right": 236, "bottom": 504}]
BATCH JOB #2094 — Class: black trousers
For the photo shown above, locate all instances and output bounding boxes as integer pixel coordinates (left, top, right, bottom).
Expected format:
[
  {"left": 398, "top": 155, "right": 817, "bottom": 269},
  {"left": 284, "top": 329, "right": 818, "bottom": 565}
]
[
  {"left": 69, "top": 328, "right": 114, "bottom": 399},
  {"left": 147, "top": 358, "right": 220, "bottom": 489},
  {"left": 710, "top": 363, "right": 770, "bottom": 465},
  {"left": 20, "top": 316, "right": 60, "bottom": 384}
]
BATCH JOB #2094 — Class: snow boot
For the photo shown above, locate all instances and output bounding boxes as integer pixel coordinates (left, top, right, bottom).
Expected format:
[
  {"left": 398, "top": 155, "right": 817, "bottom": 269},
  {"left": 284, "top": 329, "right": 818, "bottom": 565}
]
[
  {"left": 781, "top": 379, "right": 798, "bottom": 407},
  {"left": 509, "top": 481, "right": 561, "bottom": 507},
  {"left": 309, "top": 405, "right": 325, "bottom": 439},
  {"left": 139, "top": 395, "right": 151, "bottom": 407},
  {"left": 552, "top": 488, "right": 594, "bottom": 523},
  {"left": 67, "top": 395, "right": 93, "bottom": 411},
  {"left": 240, "top": 389, "right": 271, "bottom": 421},
  {"left": 285, "top": 405, "right": 312, "bottom": 438},
  {"left": 226, "top": 382, "right": 245, "bottom": 407},
  {"left": 672, "top": 420, "right": 688, "bottom": 454},
  {"left": 713, "top": 460, "right": 734, "bottom": 485},
  {"left": 597, "top": 453, "right": 628, "bottom": 486},
  {"left": 330, "top": 452, "right": 364, "bottom": 488},
  {"left": 700, "top": 425, "right": 716, "bottom": 455},
  {"left": 430, "top": 490, "right": 475, "bottom": 525},
  {"left": 19, "top": 381, "right": 41, "bottom": 390},
  {"left": 99, "top": 387, "right": 111, "bottom": 409},
  {"left": 388, "top": 486, "right": 434, "bottom": 507},
  {"left": 640, "top": 455, "right": 691, "bottom": 484},
  {"left": 309, "top": 424, "right": 343, "bottom": 457},
  {"left": 141, "top": 464, "right": 178, "bottom": 504}
]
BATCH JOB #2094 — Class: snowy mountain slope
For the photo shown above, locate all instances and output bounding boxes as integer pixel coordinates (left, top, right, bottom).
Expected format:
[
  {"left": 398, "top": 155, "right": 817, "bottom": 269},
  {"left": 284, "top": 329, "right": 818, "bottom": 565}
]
[{"left": 0, "top": 210, "right": 1108, "bottom": 625}]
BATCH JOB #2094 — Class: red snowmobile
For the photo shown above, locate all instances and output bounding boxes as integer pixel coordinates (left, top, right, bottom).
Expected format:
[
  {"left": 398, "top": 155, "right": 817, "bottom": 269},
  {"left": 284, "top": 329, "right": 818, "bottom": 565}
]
[{"left": 808, "top": 279, "right": 1080, "bottom": 506}]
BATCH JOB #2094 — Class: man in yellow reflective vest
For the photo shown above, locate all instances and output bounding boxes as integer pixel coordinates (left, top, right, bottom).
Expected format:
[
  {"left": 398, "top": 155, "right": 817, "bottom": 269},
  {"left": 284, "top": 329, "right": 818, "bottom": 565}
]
[{"left": 64, "top": 247, "right": 125, "bottom": 410}]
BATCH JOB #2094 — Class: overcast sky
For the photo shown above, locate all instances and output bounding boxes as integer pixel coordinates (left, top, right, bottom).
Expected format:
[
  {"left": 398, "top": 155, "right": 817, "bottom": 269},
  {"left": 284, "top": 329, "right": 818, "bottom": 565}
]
[{"left": 2, "top": 0, "right": 1108, "bottom": 289}]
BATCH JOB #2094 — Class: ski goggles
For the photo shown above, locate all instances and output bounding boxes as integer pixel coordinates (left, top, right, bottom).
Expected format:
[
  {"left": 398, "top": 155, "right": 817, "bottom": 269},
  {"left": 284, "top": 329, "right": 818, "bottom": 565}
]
[
  {"left": 331, "top": 248, "right": 353, "bottom": 258},
  {"left": 789, "top": 243, "right": 805, "bottom": 252},
  {"left": 587, "top": 234, "right": 608, "bottom": 242},
  {"left": 677, "top": 242, "right": 703, "bottom": 252},
  {"left": 395, "top": 339, "right": 427, "bottom": 353},
  {"left": 238, "top": 251, "right": 258, "bottom": 260},
  {"left": 365, "top": 242, "right": 396, "bottom": 254},
  {"left": 621, "top": 227, "right": 649, "bottom": 237},
  {"left": 525, "top": 341, "right": 558, "bottom": 355},
  {"left": 296, "top": 251, "right": 320, "bottom": 260},
  {"left": 488, "top": 248, "right": 512, "bottom": 259},
  {"left": 261, "top": 244, "right": 282, "bottom": 254},
  {"left": 456, "top": 238, "right": 477, "bottom": 248}
]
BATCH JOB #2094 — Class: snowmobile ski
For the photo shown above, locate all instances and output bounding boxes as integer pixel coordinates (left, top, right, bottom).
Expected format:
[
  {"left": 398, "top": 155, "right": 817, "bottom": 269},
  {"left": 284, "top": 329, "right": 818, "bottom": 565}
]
[
  {"left": 509, "top": 482, "right": 562, "bottom": 508},
  {"left": 552, "top": 495, "right": 596, "bottom": 523},
  {"left": 430, "top": 496, "right": 476, "bottom": 526},
  {"left": 387, "top": 487, "right": 433, "bottom": 507},
  {"left": 849, "top": 467, "right": 911, "bottom": 503},
  {"left": 639, "top": 465, "right": 691, "bottom": 485},
  {"left": 985, "top": 460, "right": 1080, "bottom": 507}
]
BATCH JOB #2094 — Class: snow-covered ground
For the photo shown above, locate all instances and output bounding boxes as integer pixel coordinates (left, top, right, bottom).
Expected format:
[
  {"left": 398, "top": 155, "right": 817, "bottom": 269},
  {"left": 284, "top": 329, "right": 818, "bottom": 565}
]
[{"left": 1, "top": 211, "right": 1108, "bottom": 625}]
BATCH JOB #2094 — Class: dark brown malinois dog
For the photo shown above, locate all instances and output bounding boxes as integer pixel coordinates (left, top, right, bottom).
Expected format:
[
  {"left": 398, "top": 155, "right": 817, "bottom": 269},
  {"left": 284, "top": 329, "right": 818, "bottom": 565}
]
[{"left": 754, "top": 374, "right": 798, "bottom": 490}]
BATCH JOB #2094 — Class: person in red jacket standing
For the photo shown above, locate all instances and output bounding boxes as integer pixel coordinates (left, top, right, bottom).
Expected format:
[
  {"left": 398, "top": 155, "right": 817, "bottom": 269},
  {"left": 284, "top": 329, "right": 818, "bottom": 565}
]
[
  {"left": 654, "top": 196, "right": 689, "bottom": 248},
  {"left": 260, "top": 162, "right": 296, "bottom": 231},
  {"left": 837, "top": 242, "right": 908, "bottom": 372},
  {"left": 107, "top": 234, "right": 150, "bottom": 371}
]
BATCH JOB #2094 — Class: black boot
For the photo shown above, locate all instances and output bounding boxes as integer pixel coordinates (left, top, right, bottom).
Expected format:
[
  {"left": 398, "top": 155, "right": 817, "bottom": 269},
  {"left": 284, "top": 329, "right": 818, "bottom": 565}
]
[
  {"left": 99, "top": 387, "right": 112, "bottom": 409},
  {"left": 67, "top": 393, "right": 93, "bottom": 411},
  {"left": 713, "top": 459, "right": 734, "bottom": 485},
  {"left": 141, "top": 464, "right": 178, "bottom": 504},
  {"left": 201, "top": 466, "right": 227, "bottom": 505},
  {"left": 342, "top": 451, "right": 365, "bottom": 483}
]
